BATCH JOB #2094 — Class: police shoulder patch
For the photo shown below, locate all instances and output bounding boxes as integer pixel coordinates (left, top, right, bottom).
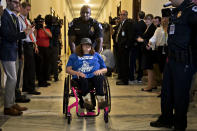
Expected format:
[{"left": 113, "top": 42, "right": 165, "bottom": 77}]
[
  {"left": 192, "top": 6, "right": 197, "bottom": 12},
  {"left": 98, "top": 23, "right": 103, "bottom": 29}
]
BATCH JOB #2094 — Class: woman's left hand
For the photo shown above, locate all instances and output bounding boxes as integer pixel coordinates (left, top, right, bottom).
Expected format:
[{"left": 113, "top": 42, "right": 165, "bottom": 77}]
[{"left": 94, "top": 70, "right": 103, "bottom": 76}]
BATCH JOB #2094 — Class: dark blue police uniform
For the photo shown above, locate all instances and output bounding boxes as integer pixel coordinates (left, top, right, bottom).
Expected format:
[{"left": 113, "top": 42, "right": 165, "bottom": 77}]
[
  {"left": 68, "top": 17, "right": 103, "bottom": 48},
  {"left": 155, "top": 0, "right": 197, "bottom": 130}
]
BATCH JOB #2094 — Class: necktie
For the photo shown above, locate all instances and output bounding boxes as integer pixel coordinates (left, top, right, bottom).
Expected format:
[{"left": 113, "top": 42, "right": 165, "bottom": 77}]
[
  {"left": 115, "top": 23, "right": 122, "bottom": 43},
  {"left": 11, "top": 14, "right": 21, "bottom": 32},
  {"left": 11, "top": 14, "right": 17, "bottom": 28},
  {"left": 25, "top": 18, "right": 35, "bottom": 42}
]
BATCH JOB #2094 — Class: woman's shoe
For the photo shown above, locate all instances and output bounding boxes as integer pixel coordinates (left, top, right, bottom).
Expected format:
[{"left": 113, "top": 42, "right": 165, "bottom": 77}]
[
  {"left": 82, "top": 93, "right": 94, "bottom": 110},
  {"left": 97, "top": 96, "right": 108, "bottom": 109},
  {"left": 152, "top": 86, "right": 158, "bottom": 90},
  {"left": 141, "top": 88, "right": 152, "bottom": 92}
]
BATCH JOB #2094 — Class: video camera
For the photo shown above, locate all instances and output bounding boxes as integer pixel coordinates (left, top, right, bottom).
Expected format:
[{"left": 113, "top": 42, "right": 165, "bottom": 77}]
[
  {"left": 51, "top": 16, "right": 63, "bottom": 28},
  {"left": 33, "top": 15, "right": 44, "bottom": 30}
]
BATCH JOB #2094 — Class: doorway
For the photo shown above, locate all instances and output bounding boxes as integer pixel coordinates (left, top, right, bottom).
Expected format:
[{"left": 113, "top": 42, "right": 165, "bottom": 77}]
[{"left": 133, "top": 0, "right": 141, "bottom": 20}]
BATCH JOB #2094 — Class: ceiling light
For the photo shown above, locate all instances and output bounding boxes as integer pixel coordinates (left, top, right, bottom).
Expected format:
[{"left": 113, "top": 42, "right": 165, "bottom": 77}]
[{"left": 84, "top": 0, "right": 90, "bottom": 3}]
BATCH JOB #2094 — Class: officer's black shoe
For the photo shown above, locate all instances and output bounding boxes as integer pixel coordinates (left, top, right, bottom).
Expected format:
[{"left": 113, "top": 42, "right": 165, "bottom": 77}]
[
  {"left": 54, "top": 77, "right": 59, "bottom": 82},
  {"left": 15, "top": 95, "right": 31, "bottom": 103},
  {"left": 150, "top": 116, "right": 173, "bottom": 128},
  {"left": 173, "top": 129, "right": 186, "bottom": 131},
  {"left": 27, "top": 90, "right": 41, "bottom": 95},
  {"left": 116, "top": 81, "right": 128, "bottom": 85}
]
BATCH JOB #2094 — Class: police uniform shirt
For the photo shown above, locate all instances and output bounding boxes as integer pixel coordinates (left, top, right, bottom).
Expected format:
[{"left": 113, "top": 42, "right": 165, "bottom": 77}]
[
  {"left": 167, "top": 0, "right": 197, "bottom": 51},
  {"left": 68, "top": 17, "right": 103, "bottom": 47},
  {"left": 18, "top": 14, "right": 36, "bottom": 43}
]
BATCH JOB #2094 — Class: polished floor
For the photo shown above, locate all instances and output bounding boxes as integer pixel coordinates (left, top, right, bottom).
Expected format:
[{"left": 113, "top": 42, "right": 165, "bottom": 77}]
[{"left": 0, "top": 66, "right": 197, "bottom": 131}]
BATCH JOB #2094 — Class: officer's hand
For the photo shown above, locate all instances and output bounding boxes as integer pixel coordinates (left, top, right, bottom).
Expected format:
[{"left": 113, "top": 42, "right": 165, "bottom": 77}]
[
  {"left": 146, "top": 45, "right": 151, "bottom": 50},
  {"left": 94, "top": 70, "right": 103, "bottom": 76},
  {"left": 137, "top": 37, "right": 144, "bottom": 42},
  {"left": 20, "top": 55, "right": 24, "bottom": 61},
  {"left": 76, "top": 72, "right": 86, "bottom": 78}
]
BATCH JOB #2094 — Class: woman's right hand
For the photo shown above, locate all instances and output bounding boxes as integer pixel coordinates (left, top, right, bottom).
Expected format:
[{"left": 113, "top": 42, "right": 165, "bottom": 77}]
[{"left": 76, "top": 72, "right": 86, "bottom": 78}]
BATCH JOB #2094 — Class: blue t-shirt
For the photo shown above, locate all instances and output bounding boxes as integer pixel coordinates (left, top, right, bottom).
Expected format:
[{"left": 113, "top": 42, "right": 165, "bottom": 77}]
[{"left": 66, "top": 52, "right": 106, "bottom": 78}]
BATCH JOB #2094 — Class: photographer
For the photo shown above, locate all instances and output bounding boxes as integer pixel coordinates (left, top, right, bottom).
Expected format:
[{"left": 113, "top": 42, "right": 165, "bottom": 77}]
[
  {"left": 35, "top": 15, "right": 52, "bottom": 87},
  {"left": 46, "top": 15, "right": 62, "bottom": 82}
]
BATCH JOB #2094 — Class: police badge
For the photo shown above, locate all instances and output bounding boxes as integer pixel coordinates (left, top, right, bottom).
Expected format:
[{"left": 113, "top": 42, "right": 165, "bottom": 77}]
[
  {"left": 192, "top": 6, "right": 197, "bottom": 12},
  {"left": 177, "top": 11, "right": 182, "bottom": 18},
  {"left": 90, "top": 26, "right": 95, "bottom": 32}
]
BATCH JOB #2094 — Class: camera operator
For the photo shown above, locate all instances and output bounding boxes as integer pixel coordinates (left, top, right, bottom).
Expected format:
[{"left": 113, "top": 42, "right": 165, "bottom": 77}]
[
  {"left": 35, "top": 15, "right": 52, "bottom": 87},
  {"left": 46, "top": 15, "right": 61, "bottom": 82}
]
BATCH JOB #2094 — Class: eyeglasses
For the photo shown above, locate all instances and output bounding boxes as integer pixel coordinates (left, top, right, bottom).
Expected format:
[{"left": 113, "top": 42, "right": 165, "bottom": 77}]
[
  {"left": 11, "top": 1, "right": 20, "bottom": 5},
  {"left": 120, "top": 13, "right": 127, "bottom": 16}
]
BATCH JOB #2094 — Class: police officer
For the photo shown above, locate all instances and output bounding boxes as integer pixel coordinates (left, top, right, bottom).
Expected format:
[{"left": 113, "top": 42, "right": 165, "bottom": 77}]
[
  {"left": 68, "top": 5, "right": 103, "bottom": 53},
  {"left": 150, "top": 0, "right": 197, "bottom": 131}
]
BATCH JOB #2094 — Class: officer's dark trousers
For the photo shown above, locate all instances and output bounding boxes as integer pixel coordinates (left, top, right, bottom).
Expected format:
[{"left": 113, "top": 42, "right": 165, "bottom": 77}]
[
  {"left": 23, "top": 43, "right": 36, "bottom": 92},
  {"left": 161, "top": 59, "right": 195, "bottom": 129},
  {"left": 118, "top": 46, "right": 130, "bottom": 83},
  {"left": 129, "top": 48, "right": 137, "bottom": 81}
]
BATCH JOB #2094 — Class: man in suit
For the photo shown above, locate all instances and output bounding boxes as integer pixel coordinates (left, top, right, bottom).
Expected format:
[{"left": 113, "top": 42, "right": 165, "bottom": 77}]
[
  {"left": 116, "top": 10, "right": 136, "bottom": 85},
  {"left": 130, "top": 11, "right": 147, "bottom": 84},
  {"left": 0, "top": 0, "right": 32, "bottom": 116},
  {"left": 18, "top": 2, "right": 40, "bottom": 95}
]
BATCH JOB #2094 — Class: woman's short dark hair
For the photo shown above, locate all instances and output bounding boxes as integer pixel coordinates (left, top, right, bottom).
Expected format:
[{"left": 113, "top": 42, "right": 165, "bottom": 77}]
[
  {"left": 75, "top": 44, "right": 95, "bottom": 57},
  {"left": 45, "top": 14, "right": 52, "bottom": 26},
  {"left": 145, "top": 14, "right": 154, "bottom": 20},
  {"left": 138, "top": 11, "right": 145, "bottom": 19}
]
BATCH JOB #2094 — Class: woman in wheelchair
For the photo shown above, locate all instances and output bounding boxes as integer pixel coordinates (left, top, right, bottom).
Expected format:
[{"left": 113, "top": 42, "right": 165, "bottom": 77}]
[{"left": 66, "top": 38, "right": 108, "bottom": 110}]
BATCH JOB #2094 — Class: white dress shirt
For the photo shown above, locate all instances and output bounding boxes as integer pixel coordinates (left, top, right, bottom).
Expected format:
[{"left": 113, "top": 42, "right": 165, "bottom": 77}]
[
  {"left": 18, "top": 14, "right": 36, "bottom": 43},
  {"left": 149, "top": 26, "right": 168, "bottom": 50}
]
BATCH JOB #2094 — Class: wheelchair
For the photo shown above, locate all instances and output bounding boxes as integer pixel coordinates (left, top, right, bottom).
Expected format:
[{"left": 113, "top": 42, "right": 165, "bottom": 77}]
[{"left": 63, "top": 74, "right": 111, "bottom": 124}]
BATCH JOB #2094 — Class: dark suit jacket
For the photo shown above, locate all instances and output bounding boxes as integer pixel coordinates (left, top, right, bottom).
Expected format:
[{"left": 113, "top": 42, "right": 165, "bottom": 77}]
[
  {"left": 117, "top": 19, "right": 136, "bottom": 49},
  {"left": 0, "top": 9, "right": 26, "bottom": 61},
  {"left": 135, "top": 20, "right": 147, "bottom": 38},
  {"left": 142, "top": 23, "right": 156, "bottom": 45}
]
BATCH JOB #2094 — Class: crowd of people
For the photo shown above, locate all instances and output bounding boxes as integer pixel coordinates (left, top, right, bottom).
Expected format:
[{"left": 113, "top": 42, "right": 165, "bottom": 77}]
[{"left": 0, "top": 0, "right": 62, "bottom": 116}]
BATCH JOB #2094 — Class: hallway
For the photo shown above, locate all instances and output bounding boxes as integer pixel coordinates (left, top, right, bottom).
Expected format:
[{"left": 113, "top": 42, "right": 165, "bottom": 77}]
[{"left": 0, "top": 60, "right": 197, "bottom": 131}]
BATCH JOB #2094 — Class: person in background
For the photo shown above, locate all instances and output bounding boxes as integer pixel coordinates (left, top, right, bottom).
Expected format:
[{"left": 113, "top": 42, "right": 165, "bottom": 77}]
[
  {"left": 35, "top": 15, "right": 52, "bottom": 87},
  {"left": 148, "top": 15, "right": 170, "bottom": 97},
  {"left": 115, "top": 10, "right": 136, "bottom": 85},
  {"left": 68, "top": 5, "right": 103, "bottom": 53},
  {"left": 153, "top": 16, "right": 161, "bottom": 27},
  {"left": 101, "top": 45, "right": 115, "bottom": 77},
  {"left": 130, "top": 11, "right": 147, "bottom": 84},
  {"left": 18, "top": 2, "right": 40, "bottom": 95},
  {"left": 137, "top": 14, "right": 157, "bottom": 92},
  {"left": 0, "top": 0, "right": 33, "bottom": 116}
]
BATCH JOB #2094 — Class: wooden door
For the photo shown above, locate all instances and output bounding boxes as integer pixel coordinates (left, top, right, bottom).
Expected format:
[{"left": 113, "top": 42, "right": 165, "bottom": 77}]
[{"left": 133, "top": 0, "right": 141, "bottom": 20}]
